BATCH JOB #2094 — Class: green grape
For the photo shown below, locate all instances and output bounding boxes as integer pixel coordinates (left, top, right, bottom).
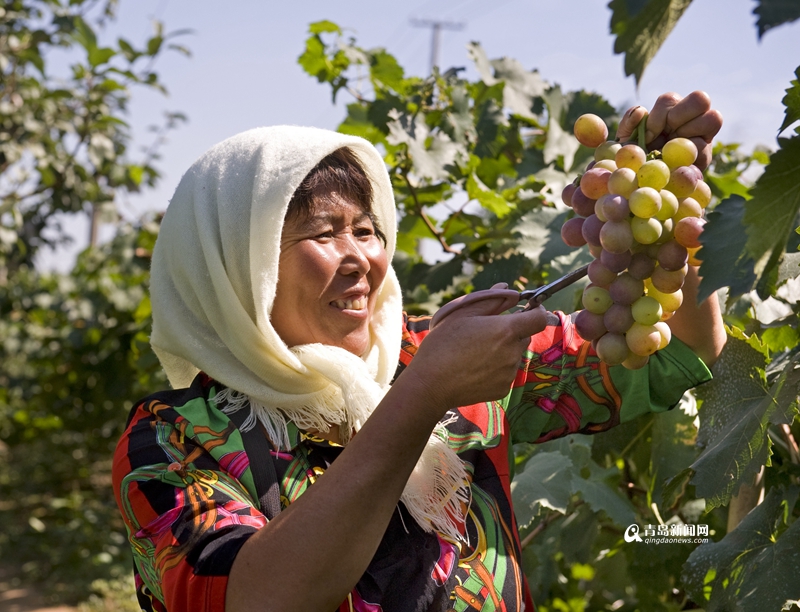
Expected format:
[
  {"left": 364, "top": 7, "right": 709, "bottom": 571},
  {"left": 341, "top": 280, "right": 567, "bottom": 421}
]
[
  {"left": 628, "top": 187, "right": 661, "bottom": 218},
  {"left": 615, "top": 144, "right": 646, "bottom": 172},
  {"left": 595, "top": 141, "right": 622, "bottom": 161},
  {"left": 636, "top": 160, "right": 671, "bottom": 190},
  {"left": 690, "top": 180, "right": 712, "bottom": 208},
  {"left": 674, "top": 197, "right": 703, "bottom": 221},
  {"left": 645, "top": 282, "right": 684, "bottom": 312},
  {"left": 631, "top": 296, "right": 663, "bottom": 325},
  {"left": 654, "top": 321, "right": 672, "bottom": 349},
  {"left": 607, "top": 168, "right": 638, "bottom": 198},
  {"left": 630, "top": 216, "right": 662, "bottom": 244},
  {"left": 626, "top": 323, "right": 662, "bottom": 356},
  {"left": 622, "top": 352, "right": 650, "bottom": 370},
  {"left": 594, "top": 159, "right": 618, "bottom": 172},
  {"left": 582, "top": 285, "right": 613, "bottom": 314},
  {"left": 656, "top": 189, "right": 679, "bottom": 221},
  {"left": 574, "top": 114, "right": 608, "bottom": 148},
  {"left": 661, "top": 137, "right": 698, "bottom": 169}
]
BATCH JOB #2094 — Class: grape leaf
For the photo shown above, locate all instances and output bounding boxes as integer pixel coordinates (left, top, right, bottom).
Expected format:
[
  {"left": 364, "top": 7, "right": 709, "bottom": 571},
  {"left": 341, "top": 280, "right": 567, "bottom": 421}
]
[
  {"left": 649, "top": 402, "right": 698, "bottom": 506},
  {"left": 683, "top": 487, "right": 800, "bottom": 611},
  {"left": 690, "top": 353, "right": 800, "bottom": 510},
  {"left": 753, "top": 0, "right": 800, "bottom": 39},
  {"left": 779, "top": 65, "right": 800, "bottom": 134},
  {"left": 511, "top": 450, "right": 574, "bottom": 528},
  {"left": 490, "top": 56, "right": 548, "bottom": 120},
  {"left": 608, "top": 0, "right": 694, "bottom": 86},
  {"left": 695, "top": 332, "right": 768, "bottom": 451},
  {"left": 744, "top": 137, "right": 800, "bottom": 283},
  {"left": 541, "top": 85, "right": 580, "bottom": 170},
  {"left": 697, "top": 195, "right": 757, "bottom": 302}
]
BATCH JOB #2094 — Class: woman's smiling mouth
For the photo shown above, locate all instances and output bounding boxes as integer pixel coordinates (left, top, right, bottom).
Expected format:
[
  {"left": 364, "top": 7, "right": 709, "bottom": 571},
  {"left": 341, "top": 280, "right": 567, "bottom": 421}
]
[{"left": 331, "top": 296, "right": 367, "bottom": 311}]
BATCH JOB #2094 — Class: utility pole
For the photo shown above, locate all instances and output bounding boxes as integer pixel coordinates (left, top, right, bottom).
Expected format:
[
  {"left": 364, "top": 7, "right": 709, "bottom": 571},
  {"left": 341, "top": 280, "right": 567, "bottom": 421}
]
[{"left": 410, "top": 18, "right": 464, "bottom": 73}]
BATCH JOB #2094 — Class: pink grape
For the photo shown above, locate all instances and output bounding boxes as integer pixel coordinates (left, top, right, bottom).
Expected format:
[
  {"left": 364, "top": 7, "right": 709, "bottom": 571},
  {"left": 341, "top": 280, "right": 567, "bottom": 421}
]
[
  {"left": 657, "top": 240, "right": 688, "bottom": 271},
  {"left": 595, "top": 332, "right": 630, "bottom": 365},
  {"left": 600, "top": 194, "right": 631, "bottom": 222},
  {"left": 627, "top": 252, "right": 657, "bottom": 280},
  {"left": 574, "top": 114, "right": 609, "bottom": 148},
  {"left": 609, "top": 272, "right": 645, "bottom": 305},
  {"left": 575, "top": 309, "right": 608, "bottom": 341},
  {"left": 571, "top": 188, "right": 597, "bottom": 217},
  {"left": 561, "top": 217, "right": 587, "bottom": 247},
  {"left": 581, "top": 214, "right": 605, "bottom": 247},
  {"left": 600, "top": 249, "right": 632, "bottom": 273},
  {"left": 599, "top": 220, "right": 634, "bottom": 254},
  {"left": 588, "top": 259, "right": 618, "bottom": 286},
  {"left": 651, "top": 264, "right": 687, "bottom": 293},
  {"left": 615, "top": 144, "right": 646, "bottom": 172},
  {"left": 674, "top": 217, "right": 706, "bottom": 249},
  {"left": 580, "top": 168, "right": 612, "bottom": 200},
  {"left": 665, "top": 166, "right": 699, "bottom": 198},
  {"left": 603, "top": 303, "right": 635, "bottom": 334},
  {"left": 562, "top": 183, "right": 578, "bottom": 207}
]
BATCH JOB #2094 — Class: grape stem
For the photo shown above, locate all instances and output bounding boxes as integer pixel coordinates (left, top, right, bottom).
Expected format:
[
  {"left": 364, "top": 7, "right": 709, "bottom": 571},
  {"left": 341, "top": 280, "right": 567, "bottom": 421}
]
[{"left": 636, "top": 111, "right": 648, "bottom": 150}]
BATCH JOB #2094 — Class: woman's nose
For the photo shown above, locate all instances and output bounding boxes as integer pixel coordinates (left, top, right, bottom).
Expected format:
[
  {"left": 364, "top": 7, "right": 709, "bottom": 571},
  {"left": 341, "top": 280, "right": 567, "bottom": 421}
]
[{"left": 337, "top": 234, "right": 370, "bottom": 275}]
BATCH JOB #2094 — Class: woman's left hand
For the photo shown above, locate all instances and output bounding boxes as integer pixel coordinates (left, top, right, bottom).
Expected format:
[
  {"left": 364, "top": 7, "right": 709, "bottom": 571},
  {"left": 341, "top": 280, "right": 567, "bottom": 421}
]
[{"left": 616, "top": 91, "right": 723, "bottom": 170}]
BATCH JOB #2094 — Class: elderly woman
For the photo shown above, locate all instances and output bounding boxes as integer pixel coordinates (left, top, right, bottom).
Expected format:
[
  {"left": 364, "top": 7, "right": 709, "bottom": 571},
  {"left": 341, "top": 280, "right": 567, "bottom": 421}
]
[{"left": 113, "top": 93, "right": 725, "bottom": 612}]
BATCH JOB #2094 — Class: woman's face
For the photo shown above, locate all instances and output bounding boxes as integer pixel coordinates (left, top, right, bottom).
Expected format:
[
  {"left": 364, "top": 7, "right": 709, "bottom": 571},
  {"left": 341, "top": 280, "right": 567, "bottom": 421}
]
[{"left": 271, "top": 193, "right": 389, "bottom": 356}]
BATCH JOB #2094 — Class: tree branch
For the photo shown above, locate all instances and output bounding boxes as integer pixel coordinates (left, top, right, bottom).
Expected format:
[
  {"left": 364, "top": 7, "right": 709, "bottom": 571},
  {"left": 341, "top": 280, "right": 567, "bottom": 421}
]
[{"left": 401, "top": 170, "right": 462, "bottom": 255}]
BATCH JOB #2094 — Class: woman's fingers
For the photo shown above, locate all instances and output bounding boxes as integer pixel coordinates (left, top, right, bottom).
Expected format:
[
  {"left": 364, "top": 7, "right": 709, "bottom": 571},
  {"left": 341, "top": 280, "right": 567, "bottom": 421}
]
[
  {"left": 616, "top": 105, "right": 648, "bottom": 142},
  {"left": 645, "top": 92, "right": 682, "bottom": 143}
]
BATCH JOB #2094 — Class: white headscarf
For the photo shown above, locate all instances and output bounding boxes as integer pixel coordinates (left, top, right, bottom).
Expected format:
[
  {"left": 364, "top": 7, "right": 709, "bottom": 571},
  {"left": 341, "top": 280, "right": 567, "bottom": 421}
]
[{"left": 150, "top": 126, "right": 469, "bottom": 540}]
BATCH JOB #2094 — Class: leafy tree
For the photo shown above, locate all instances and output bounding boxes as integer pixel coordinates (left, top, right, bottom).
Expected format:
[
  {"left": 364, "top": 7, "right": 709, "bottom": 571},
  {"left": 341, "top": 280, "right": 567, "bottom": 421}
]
[
  {"left": 0, "top": 0, "right": 183, "bottom": 605},
  {"left": 298, "top": 15, "right": 800, "bottom": 610}
]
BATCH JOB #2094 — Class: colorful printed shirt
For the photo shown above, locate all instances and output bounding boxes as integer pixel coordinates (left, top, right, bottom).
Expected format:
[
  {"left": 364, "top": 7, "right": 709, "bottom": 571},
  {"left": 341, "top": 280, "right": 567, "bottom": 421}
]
[{"left": 112, "top": 311, "right": 712, "bottom": 612}]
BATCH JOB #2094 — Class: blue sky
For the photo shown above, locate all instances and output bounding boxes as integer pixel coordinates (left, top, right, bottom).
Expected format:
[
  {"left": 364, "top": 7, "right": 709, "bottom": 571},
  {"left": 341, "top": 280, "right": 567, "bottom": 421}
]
[{"left": 39, "top": 0, "right": 800, "bottom": 269}]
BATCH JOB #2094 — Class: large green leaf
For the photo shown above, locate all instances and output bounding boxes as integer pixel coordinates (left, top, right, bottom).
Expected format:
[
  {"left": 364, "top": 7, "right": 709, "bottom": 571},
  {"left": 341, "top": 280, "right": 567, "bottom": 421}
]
[
  {"left": 697, "top": 195, "right": 757, "bottom": 302},
  {"left": 608, "top": 0, "right": 694, "bottom": 85},
  {"left": 649, "top": 402, "right": 698, "bottom": 506},
  {"left": 744, "top": 137, "right": 800, "bottom": 282},
  {"left": 683, "top": 487, "right": 800, "bottom": 611},
  {"left": 690, "top": 351, "right": 800, "bottom": 510},
  {"left": 541, "top": 86, "right": 580, "bottom": 170},
  {"left": 779, "top": 65, "right": 800, "bottom": 134},
  {"left": 695, "top": 331, "right": 768, "bottom": 451},
  {"left": 753, "top": 0, "right": 800, "bottom": 38},
  {"left": 511, "top": 450, "right": 574, "bottom": 528}
]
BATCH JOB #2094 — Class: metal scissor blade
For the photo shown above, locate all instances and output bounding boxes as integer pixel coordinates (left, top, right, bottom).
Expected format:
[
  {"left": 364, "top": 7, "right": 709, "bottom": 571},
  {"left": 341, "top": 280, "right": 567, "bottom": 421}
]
[{"left": 519, "top": 263, "right": 590, "bottom": 305}]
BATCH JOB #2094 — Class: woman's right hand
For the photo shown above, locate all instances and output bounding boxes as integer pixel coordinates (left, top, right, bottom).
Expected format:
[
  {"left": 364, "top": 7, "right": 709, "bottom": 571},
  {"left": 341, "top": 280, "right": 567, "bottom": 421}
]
[{"left": 403, "top": 292, "right": 548, "bottom": 413}]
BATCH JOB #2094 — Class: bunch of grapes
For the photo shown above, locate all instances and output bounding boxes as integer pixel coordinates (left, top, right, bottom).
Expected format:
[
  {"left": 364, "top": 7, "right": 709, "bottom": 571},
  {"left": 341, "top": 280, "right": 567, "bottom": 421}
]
[{"left": 561, "top": 113, "right": 708, "bottom": 369}]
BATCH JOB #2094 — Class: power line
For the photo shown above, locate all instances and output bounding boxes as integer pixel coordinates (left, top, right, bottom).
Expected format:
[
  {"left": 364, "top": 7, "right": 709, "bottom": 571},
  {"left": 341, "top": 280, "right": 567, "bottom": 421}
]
[{"left": 409, "top": 18, "right": 465, "bottom": 73}]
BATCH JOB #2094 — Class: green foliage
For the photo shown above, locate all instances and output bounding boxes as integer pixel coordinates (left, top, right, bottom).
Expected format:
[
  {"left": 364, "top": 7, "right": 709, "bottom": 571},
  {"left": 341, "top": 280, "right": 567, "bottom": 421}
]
[
  {"left": 609, "top": 0, "right": 693, "bottom": 86},
  {"left": 754, "top": 0, "right": 800, "bottom": 38},
  {"left": 683, "top": 486, "right": 800, "bottom": 610},
  {"left": 0, "top": 0, "right": 183, "bottom": 605},
  {"left": 0, "top": 0, "right": 187, "bottom": 270}
]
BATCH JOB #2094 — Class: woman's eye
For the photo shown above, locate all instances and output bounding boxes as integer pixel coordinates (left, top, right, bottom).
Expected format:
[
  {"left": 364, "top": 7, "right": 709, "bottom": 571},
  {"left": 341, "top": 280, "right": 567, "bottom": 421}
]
[{"left": 355, "top": 226, "right": 375, "bottom": 237}]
